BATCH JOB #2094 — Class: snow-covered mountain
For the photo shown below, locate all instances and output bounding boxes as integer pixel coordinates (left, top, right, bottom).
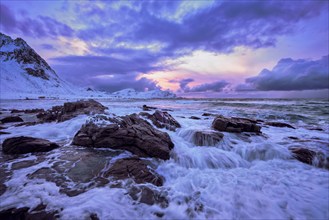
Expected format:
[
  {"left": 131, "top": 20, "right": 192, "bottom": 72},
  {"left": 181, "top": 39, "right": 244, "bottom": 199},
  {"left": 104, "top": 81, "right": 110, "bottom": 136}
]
[
  {"left": 111, "top": 88, "right": 177, "bottom": 99},
  {"left": 0, "top": 33, "right": 103, "bottom": 99},
  {"left": 0, "top": 33, "right": 176, "bottom": 100}
]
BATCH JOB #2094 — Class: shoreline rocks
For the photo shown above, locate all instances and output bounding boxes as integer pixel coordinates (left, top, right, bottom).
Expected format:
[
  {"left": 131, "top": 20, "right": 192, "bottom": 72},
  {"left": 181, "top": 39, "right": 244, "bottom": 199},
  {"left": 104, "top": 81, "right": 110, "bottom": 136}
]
[
  {"left": 37, "top": 99, "right": 107, "bottom": 123},
  {"left": 140, "top": 110, "right": 181, "bottom": 131},
  {"left": 72, "top": 114, "right": 174, "bottom": 160},
  {"left": 104, "top": 157, "right": 164, "bottom": 186},
  {"left": 212, "top": 115, "right": 261, "bottom": 133},
  {"left": 2, "top": 136, "right": 60, "bottom": 154},
  {"left": 0, "top": 116, "right": 24, "bottom": 123},
  {"left": 265, "top": 121, "right": 295, "bottom": 129}
]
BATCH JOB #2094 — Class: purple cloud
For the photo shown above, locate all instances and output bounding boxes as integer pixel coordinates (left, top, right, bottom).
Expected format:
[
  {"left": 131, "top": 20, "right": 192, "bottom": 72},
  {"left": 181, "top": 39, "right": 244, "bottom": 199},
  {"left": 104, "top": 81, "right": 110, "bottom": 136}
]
[
  {"left": 0, "top": 3, "right": 74, "bottom": 38},
  {"left": 187, "top": 80, "right": 229, "bottom": 92},
  {"left": 237, "top": 55, "right": 329, "bottom": 91}
]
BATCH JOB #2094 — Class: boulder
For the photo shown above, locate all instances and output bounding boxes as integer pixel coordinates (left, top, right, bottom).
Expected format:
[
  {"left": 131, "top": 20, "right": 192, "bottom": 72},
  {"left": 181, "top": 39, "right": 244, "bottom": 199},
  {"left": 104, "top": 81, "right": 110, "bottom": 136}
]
[
  {"left": 290, "top": 148, "right": 315, "bottom": 165},
  {"left": 0, "top": 206, "right": 58, "bottom": 220},
  {"left": 2, "top": 136, "right": 60, "bottom": 154},
  {"left": 104, "top": 157, "right": 163, "bottom": 186},
  {"left": 72, "top": 114, "right": 174, "bottom": 160},
  {"left": 142, "top": 105, "right": 157, "bottom": 111},
  {"left": 0, "top": 116, "right": 23, "bottom": 123},
  {"left": 190, "top": 116, "right": 201, "bottom": 120},
  {"left": 140, "top": 110, "right": 181, "bottom": 131},
  {"left": 11, "top": 108, "right": 44, "bottom": 114},
  {"left": 290, "top": 147, "right": 329, "bottom": 169},
  {"left": 37, "top": 99, "right": 107, "bottom": 122},
  {"left": 212, "top": 115, "right": 261, "bottom": 133},
  {"left": 265, "top": 121, "right": 295, "bottom": 129},
  {"left": 193, "top": 130, "right": 224, "bottom": 146}
]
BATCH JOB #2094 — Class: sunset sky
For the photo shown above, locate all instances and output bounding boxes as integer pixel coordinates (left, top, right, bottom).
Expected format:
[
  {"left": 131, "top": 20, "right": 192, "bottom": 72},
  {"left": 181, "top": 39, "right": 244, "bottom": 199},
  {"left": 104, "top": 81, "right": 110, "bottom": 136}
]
[{"left": 1, "top": 0, "right": 328, "bottom": 98}]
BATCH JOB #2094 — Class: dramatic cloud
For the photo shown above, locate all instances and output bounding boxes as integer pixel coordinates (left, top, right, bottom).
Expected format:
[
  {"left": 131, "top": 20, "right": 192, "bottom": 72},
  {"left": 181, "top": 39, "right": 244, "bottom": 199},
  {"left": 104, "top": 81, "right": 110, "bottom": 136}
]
[
  {"left": 0, "top": 3, "right": 74, "bottom": 38},
  {"left": 237, "top": 55, "right": 329, "bottom": 91},
  {"left": 188, "top": 80, "right": 229, "bottom": 92},
  {"left": 89, "top": 75, "right": 159, "bottom": 92},
  {"left": 169, "top": 78, "right": 194, "bottom": 91},
  {"left": 50, "top": 55, "right": 163, "bottom": 92},
  {"left": 76, "top": 1, "right": 327, "bottom": 55}
]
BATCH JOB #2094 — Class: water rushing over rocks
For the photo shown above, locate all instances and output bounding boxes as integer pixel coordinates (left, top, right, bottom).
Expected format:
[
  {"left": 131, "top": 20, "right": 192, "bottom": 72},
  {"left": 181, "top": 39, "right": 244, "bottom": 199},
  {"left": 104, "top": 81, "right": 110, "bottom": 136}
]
[{"left": 0, "top": 98, "right": 328, "bottom": 219}]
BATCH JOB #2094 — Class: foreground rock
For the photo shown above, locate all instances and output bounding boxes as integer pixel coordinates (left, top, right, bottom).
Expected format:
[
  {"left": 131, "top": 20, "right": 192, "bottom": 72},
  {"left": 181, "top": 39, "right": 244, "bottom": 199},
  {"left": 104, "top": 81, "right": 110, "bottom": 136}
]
[
  {"left": 140, "top": 110, "right": 181, "bottom": 131},
  {"left": 290, "top": 147, "right": 329, "bottom": 169},
  {"left": 193, "top": 130, "right": 224, "bottom": 146},
  {"left": 265, "top": 121, "right": 295, "bottom": 129},
  {"left": 212, "top": 115, "right": 261, "bottom": 133},
  {"left": 104, "top": 157, "right": 163, "bottom": 186},
  {"left": 72, "top": 114, "right": 174, "bottom": 160},
  {"left": 37, "top": 99, "right": 107, "bottom": 122},
  {"left": 0, "top": 116, "right": 23, "bottom": 123},
  {"left": 2, "top": 136, "right": 60, "bottom": 154},
  {"left": 0, "top": 206, "right": 58, "bottom": 220}
]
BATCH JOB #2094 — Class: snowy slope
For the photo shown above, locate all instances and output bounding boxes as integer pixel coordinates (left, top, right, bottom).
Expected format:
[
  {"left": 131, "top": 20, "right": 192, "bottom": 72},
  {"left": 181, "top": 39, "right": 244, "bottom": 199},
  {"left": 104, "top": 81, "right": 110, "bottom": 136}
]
[
  {"left": 111, "top": 88, "right": 177, "bottom": 99},
  {"left": 0, "top": 33, "right": 106, "bottom": 99}
]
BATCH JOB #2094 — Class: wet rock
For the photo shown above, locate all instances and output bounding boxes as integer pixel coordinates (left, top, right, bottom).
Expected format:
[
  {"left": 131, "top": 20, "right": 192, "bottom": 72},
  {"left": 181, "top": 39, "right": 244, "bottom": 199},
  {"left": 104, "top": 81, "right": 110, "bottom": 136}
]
[
  {"left": 202, "top": 113, "right": 217, "bottom": 117},
  {"left": 190, "top": 116, "right": 201, "bottom": 120},
  {"left": 0, "top": 116, "right": 23, "bottom": 123},
  {"left": 193, "top": 130, "right": 224, "bottom": 146},
  {"left": 212, "top": 115, "right": 261, "bottom": 133},
  {"left": 2, "top": 136, "right": 60, "bottom": 154},
  {"left": 0, "top": 206, "right": 58, "bottom": 220},
  {"left": 11, "top": 108, "right": 44, "bottom": 114},
  {"left": 291, "top": 147, "right": 329, "bottom": 169},
  {"left": 37, "top": 99, "right": 107, "bottom": 122},
  {"left": 0, "top": 131, "right": 10, "bottom": 135},
  {"left": 14, "top": 122, "right": 38, "bottom": 127},
  {"left": 142, "top": 105, "right": 157, "bottom": 111},
  {"left": 129, "top": 185, "right": 168, "bottom": 207},
  {"left": 104, "top": 157, "right": 163, "bottom": 186},
  {"left": 140, "top": 110, "right": 181, "bottom": 131},
  {"left": 0, "top": 126, "right": 6, "bottom": 130},
  {"left": 11, "top": 160, "right": 37, "bottom": 170},
  {"left": 291, "top": 148, "right": 316, "bottom": 165},
  {"left": 265, "top": 121, "right": 295, "bottom": 129},
  {"left": 73, "top": 114, "right": 174, "bottom": 160}
]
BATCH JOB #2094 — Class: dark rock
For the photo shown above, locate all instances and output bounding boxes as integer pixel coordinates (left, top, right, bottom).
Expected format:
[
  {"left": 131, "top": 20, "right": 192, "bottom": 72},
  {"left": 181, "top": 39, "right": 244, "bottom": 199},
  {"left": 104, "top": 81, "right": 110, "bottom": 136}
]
[
  {"left": 37, "top": 99, "right": 107, "bottom": 122},
  {"left": 288, "top": 136, "right": 299, "bottom": 140},
  {"left": 104, "top": 157, "right": 163, "bottom": 186},
  {"left": 0, "top": 206, "right": 58, "bottom": 220},
  {"left": 11, "top": 160, "right": 37, "bottom": 170},
  {"left": 90, "top": 213, "right": 99, "bottom": 220},
  {"left": 11, "top": 108, "right": 44, "bottom": 114},
  {"left": 140, "top": 110, "right": 181, "bottom": 131},
  {"left": 202, "top": 113, "right": 218, "bottom": 117},
  {"left": 291, "top": 148, "right": 316, "bottom": 165},
  {"left": 190, "top": 116, "right": 201, "bottom": 120},
  {"left": 193, "top": 130, "right": 224, "bottom": 146},
  {"left": 2, "top": 136, "right": 60, "bottom": 154},
  {"left": 265, "top": 121, "right": 295, "bottom": 129},
  {"left": 0, "top": 116, "right": 23, "bottom": 123},
  {"left": 0, "top": 131, "right": 10, "bottom": 135},
  {"left": 291, "top": 147, "right": 329, "bottom": 169},
  {"left": 142, "top": 105, "right": 157, "bottom": 111},
  {"left": 128, "top": 186, "right": 168, "bottom": 207},
  {"left": 73, "top": 114, "right": 174, "bottom": 160},
  {"left": 212, "top": 115, "right": 261, "bottom": 133},
  {"left": 0, "top": 126, "right": 6, "bottom": 130},
  {"left": 231, "top": 117, "right": 258, "bottom": 124}
]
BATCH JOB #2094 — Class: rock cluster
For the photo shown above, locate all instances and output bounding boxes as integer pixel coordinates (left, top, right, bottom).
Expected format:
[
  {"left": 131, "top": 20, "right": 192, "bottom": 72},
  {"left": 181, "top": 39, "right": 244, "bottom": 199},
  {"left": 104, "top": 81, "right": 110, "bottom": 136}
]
[
  {"left": 140, "top": 110, "right": 181, "bottom": 131},
  {"left": 2, "top": 136, "right": 60, "bottom": 154},
  {"left": 212, "top": 115, "right": 261, "bottom": 133},
  {"left": 37, "top": 99, "right": 107, "bottom": 122},
  {"left": 72, "top": 113, "right": 174, "bottom": 160},
  {"left": 104, "top": 157, "right": 163, "bottom": 186}
]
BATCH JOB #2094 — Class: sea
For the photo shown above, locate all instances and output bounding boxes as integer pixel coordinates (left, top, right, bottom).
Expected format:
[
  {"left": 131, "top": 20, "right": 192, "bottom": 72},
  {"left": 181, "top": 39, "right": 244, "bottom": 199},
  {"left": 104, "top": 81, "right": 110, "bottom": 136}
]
[{"left": 0, "top": 98, "right": 328, "bottom": 219}]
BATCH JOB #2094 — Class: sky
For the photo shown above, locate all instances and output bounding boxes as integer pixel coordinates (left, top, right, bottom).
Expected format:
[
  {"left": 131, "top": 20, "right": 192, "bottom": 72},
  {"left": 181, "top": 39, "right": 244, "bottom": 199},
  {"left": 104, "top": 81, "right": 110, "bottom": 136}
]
[{"left": 1, "top": 0, "right": 328, "bottom": 98}]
